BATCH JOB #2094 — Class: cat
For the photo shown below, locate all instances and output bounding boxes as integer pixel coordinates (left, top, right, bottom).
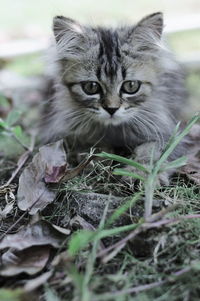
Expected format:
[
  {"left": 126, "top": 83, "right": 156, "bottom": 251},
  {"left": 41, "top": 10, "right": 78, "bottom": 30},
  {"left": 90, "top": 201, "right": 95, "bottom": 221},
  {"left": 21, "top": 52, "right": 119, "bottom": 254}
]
[{"left": 42, "top": 12, "right": 188, "bottom": 182}]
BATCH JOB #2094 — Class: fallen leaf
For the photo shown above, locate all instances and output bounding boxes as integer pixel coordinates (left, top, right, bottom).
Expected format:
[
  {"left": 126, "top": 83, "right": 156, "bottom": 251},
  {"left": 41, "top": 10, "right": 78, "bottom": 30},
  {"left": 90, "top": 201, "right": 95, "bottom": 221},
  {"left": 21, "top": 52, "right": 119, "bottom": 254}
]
[
  {"left": 70, "top": 215, "right": 96, "bottom": 231},
  {"left": 24, "top": 270, "right": 53, "bottom": 292},
  {"left": 17, "top": 140, "right": 67, "bottom": 214},
  {"left": 17, "top": 140, "right": 95, "bottom": 214},
  {"left": 0, "top": 246, "right": 51, "bottom": 276},
  {"left": 40, "top": 141, "right": 68, "bottom": 183},
  {"left": 51, "top": 251, "right": 71, "bottom": 268},
  {"left": 0, "top": 220, "right": 70, "bottom": 251},
  {"left": 0, "top": 220, "right": 70, "bottom": 277}
]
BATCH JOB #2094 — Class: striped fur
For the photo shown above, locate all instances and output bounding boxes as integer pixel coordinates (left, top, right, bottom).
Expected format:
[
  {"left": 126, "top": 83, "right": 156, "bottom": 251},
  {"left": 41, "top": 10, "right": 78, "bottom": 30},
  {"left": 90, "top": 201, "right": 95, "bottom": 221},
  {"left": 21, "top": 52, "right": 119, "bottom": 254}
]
[{"left": 42, "top": 13, "right": 187, "bottom": 159}]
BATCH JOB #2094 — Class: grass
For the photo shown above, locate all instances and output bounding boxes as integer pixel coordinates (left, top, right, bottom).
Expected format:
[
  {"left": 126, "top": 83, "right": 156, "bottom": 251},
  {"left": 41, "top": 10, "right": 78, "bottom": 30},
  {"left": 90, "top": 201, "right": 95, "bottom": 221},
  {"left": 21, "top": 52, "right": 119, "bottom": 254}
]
[
  {"left": 63, "top": 185, "right": 200, "bottom": 301},
  {"left": 0, "top": 25, "right": 200, "bottom": 300},
  {"left": 45, "top": 172, "right": 200, "bottom": 301},
  {"left": 53, "top": 115, "right": 199, "bottom": 301},
  {"left": 1, "top": 141, "right": 200, "bottom": 300}
]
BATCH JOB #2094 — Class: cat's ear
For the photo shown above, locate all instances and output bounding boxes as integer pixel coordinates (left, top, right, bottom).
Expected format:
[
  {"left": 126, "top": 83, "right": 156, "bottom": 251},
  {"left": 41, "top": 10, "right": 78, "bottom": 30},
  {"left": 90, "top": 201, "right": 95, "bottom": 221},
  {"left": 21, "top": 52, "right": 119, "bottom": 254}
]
[
  {"left": 134, "top": 12, "right": 163, "bottom": 40},
  {"left": 53, "top": 16, "right": 83, "bottom": 43},
  {"left": 53, "top": 16, "right": 87, "bottom": 58}
]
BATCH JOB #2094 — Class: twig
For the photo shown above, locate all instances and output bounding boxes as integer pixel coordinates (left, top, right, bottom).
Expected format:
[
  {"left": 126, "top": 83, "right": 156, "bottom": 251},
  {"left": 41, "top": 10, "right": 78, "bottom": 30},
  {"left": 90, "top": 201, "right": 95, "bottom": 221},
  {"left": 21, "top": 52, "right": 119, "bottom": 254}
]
[
  {"left": 97, "top": 213, "right": 200, "bottom": 260},
  {"left": 93, "top": 266, "right": 192, "bottom": 300},
  {"left": 60, "top": 154, "right": 95, "bottom": 182},
  {"left": 145, "top": 203, "right": 180, "bottom": 223},
  {"left": 4, "top": 151, "right": 30, "bottom": 187}
]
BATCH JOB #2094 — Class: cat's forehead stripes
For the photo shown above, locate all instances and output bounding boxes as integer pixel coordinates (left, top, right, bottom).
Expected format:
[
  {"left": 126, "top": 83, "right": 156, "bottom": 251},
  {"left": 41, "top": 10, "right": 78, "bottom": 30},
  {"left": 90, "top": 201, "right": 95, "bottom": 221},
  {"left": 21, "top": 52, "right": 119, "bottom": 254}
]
[{"left": 96, "top": 28, "right": 121, "bottom": 80}]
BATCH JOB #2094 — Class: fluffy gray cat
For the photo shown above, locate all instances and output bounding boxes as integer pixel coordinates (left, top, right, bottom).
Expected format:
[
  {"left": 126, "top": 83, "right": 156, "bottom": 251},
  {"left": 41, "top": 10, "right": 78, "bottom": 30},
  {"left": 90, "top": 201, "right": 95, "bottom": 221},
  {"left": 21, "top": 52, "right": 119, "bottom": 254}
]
[{"left": 43, "top": 12, "right": 187, "bottom": 181}]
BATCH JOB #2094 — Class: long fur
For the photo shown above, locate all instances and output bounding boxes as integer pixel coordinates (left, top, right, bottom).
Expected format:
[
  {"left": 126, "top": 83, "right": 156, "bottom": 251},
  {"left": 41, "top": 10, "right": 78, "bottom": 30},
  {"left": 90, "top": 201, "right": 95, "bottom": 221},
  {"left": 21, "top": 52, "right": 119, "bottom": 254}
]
[{"left": 42, "top": 13, "right": 187, "bottom": 159}]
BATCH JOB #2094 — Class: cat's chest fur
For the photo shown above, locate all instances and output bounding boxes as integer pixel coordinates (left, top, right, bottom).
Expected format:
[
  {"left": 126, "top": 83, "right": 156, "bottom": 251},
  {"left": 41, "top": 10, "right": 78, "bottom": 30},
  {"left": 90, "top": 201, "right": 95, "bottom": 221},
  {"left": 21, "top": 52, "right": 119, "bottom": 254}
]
[{"left": 67, "top": 123, "right": 150, "bottom": 154}]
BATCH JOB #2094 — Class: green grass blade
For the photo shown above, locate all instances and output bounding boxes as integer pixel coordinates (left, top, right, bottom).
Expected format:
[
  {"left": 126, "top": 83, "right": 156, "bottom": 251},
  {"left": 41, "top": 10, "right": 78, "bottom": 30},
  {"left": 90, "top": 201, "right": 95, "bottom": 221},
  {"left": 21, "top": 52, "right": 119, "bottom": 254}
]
[
  {"left": 113, "top": 168, "right": 145, "bottom": 182},
  {"left": 106, "top": 192, "right": 142, "bottom": 226},
  {"left": 6, "top": 110, "right": 21, "bottom": 127},
  {"left": 154, "top": 114, "right": 199, "bottom": 174},
  {"left": 68, "top": 230, "right": 95, "bottom": 256},
  {"left": 96, "top": 152, "right": 149, "bottom": 173},
  {"left": 161, "top": 156, "right": 187, "bottom": 172},
  {"left": 97, "top": 223, "right": 139, "bottom": 239},
  {"left": 162, "top": 121, "right": 181, "bottom": 153}
]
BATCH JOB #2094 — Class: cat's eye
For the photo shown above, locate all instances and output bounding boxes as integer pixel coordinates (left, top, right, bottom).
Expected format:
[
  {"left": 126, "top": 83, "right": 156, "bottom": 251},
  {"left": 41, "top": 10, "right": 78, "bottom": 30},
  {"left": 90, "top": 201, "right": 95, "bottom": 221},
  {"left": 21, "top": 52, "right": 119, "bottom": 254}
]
[
  {"left": 121, "top": 80, "right": 141, "bottom": 94},
  {"left": 81, "top": 81, "right": 101, "bottom": 95}
]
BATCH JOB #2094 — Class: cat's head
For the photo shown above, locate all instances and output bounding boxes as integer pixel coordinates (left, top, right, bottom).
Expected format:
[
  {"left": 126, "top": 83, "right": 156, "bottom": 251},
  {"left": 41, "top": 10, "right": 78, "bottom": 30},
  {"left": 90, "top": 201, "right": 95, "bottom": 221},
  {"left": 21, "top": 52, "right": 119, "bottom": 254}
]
[{"left": 52, "top": 13, "right": 172, "bottom": 129}]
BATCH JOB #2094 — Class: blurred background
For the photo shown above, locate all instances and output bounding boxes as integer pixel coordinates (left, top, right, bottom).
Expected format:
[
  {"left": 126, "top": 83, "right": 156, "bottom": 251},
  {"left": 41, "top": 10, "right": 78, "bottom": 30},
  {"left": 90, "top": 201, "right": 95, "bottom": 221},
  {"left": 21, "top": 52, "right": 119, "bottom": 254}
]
[{"left": 0, "top": 0, "right": 199, "bottom": 117}]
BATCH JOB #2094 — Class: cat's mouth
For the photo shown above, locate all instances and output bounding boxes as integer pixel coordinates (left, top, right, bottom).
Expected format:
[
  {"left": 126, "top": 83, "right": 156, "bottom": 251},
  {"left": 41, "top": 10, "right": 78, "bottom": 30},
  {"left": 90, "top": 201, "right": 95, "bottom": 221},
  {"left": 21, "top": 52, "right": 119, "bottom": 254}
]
[
  {"left": 88, "top": 106, "right": 131, "bottom": 126},
  {"left": 87, "top": 106, "right": 133, "bottom": 126},
  {"left": 97, "top": 108, "right": 126, "bottom": 126}
]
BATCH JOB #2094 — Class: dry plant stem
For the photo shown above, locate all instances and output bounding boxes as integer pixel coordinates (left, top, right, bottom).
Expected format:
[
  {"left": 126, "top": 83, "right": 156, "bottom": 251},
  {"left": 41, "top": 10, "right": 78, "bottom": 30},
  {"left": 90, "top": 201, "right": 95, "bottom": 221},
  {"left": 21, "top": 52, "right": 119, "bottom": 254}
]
[
  {"left": 97, "top": 204, "right": 177, "bottom": 258},
  {"left": 93, "top": 266, "right": 191, "bottom": 300},
  {"left": 60, "top": 154, "right": 95, "bottom": 182},
  {"left": 97, "top": 213, "right": 200, "bottom": 260},
  {"left": 4, "top": 151, "right": 30, "bottom": 187},
  {"left": 145, "top": 203, "right": 180, "bottom": 223}
]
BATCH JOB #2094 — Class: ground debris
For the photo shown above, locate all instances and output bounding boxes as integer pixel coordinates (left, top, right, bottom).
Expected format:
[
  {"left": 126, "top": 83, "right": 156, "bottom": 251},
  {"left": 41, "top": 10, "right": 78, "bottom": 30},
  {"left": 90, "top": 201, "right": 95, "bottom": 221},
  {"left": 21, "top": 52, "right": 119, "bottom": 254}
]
[
  {"left": 17, "top": 140, "right": 68, "bottom": 214},
  {"left": 0, "top": 220, "right": 70, "bottom": 276},
  {"left": 63, "top": 191, "right": 132, "bottom": 227}
]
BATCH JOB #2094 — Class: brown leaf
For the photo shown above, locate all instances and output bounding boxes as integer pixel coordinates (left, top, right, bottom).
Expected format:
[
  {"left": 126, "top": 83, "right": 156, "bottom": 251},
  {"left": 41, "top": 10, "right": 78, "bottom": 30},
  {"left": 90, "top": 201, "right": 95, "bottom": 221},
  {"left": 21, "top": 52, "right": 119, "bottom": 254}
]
[
  {"left": 0, "top": 220, "right": 70, "bottom": 276},
  {"left": 17, "top": 140, "right": 67, "bottom": 214},
  {"left": 39, "top": 141, "right": 68, "bottom": 183},
  {"left": 0, "top": 220, "right": 70, "bottom": 251},
  {"left": 24, "top": 270, "right": 53, "bottom": 292},
  {"left": 0, "top": 246, "right": 51, "bottom": 276},
  {"left": 51, "top": 251, "right": 71, "bottom": 268}
]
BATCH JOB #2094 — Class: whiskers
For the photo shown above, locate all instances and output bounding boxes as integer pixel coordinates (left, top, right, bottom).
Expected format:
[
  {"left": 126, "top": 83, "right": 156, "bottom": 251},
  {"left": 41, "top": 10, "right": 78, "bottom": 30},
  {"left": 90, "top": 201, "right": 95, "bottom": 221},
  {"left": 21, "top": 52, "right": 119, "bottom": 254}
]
[{"left": 126, "top": 108, "right": 169, "bottom": 150}]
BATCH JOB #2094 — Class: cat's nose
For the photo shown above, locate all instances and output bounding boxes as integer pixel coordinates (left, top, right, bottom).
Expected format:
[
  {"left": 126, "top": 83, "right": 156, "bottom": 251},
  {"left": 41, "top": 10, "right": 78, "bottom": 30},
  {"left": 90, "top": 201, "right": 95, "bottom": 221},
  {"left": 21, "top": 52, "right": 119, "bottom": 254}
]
[{"left": 104, "top": 107, "right": 119, "bottom": 116}]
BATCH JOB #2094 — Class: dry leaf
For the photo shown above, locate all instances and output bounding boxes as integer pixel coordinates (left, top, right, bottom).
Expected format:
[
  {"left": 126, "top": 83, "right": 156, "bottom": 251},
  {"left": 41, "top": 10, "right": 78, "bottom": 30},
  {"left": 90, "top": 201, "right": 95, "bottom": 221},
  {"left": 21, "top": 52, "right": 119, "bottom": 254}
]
[
  {"left": 0, "top": 220, "right": 70, "bottom": 276},
  {"left": 40, "top": 141, "right": 68, "bottom": 183},
  {"left": 0, "top": 246, "right": 51, "bottom": 276},
  {"left": 17, "top": 140, "right": 67, "bottom": 214},
  {"left": 70, "top": 215, "right": 97, "bottom": 231},
  {"left": 24, "top": 270, "right": 53, "bottom": 292},
  {"left": 0, "top": 220, "right": 70, "bottom": 251}
]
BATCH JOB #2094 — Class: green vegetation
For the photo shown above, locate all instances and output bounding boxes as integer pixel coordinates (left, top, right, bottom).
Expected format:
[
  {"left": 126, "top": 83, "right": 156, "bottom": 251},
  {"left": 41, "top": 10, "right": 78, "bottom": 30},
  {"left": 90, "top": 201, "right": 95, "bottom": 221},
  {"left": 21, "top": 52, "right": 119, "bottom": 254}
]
[
  {"left": 6, "top": 54, "right": 44, "bottom": 76},
  {"left": 0, "top": 2, "right": 200, "bottom": 298},
  {"left": 168, "top": 29, "right": 200, "bottom": 55},
  {"left": 0, "top": 109, "right": 200, "bottom": 300}
]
